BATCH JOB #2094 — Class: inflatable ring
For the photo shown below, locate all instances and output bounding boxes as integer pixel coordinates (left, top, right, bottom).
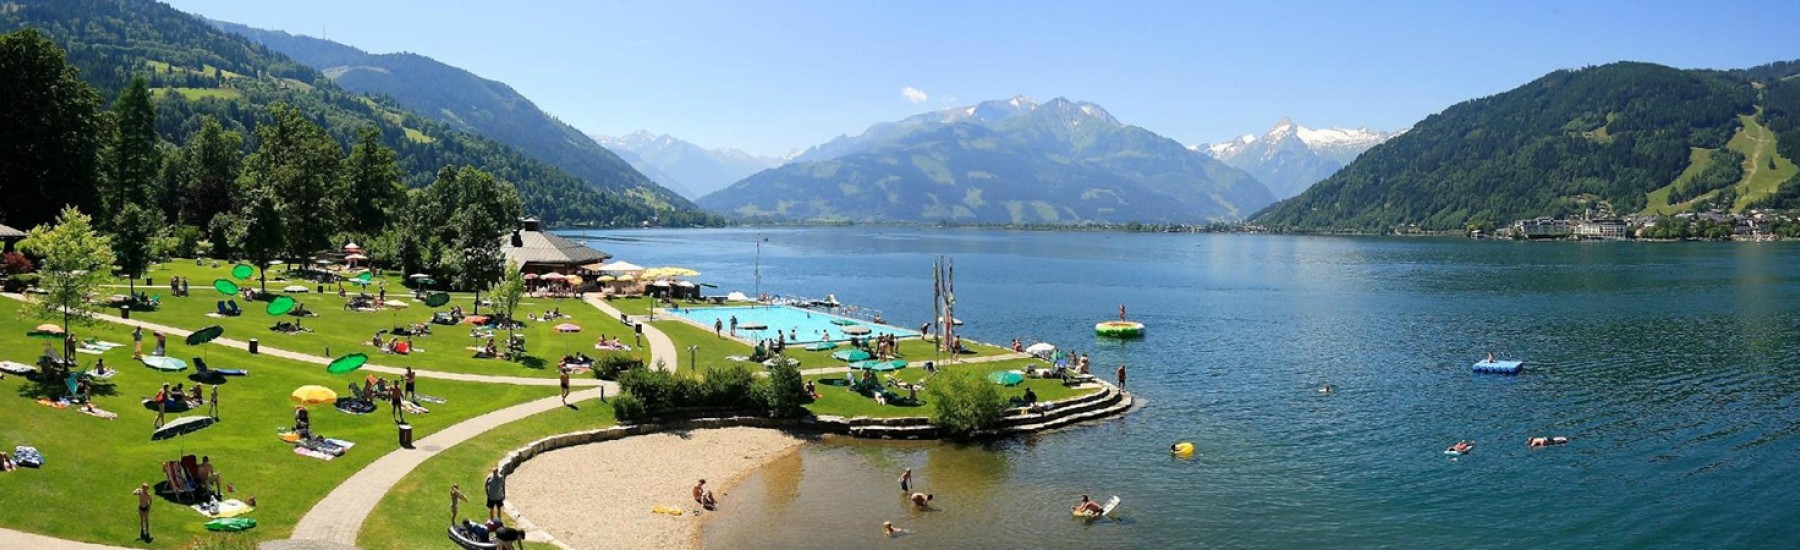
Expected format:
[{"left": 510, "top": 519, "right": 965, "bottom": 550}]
[
  {"left": 1171, "top": 442, "right": 1194, "bottom": 455},
  {"left": 1095, "top": 321, "right": 1145, "bottom": 338}
]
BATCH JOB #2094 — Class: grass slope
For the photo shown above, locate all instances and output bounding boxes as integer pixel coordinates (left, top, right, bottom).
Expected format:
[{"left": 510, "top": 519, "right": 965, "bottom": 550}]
[
  {"left": 116, "top": 261, "right": 645, "bottom": 379},
  {"left": 1730, "top": 111, "right": 1799, "bottom": 209},
  {"left": 359, "top": 403, "right": 616, "bottom": 549},
  {"left": 0, "top": 297, "right": 547, "bottom": 547},
  {"left": 1642, "top": 147, "right": 1718, "bottom": 215}
]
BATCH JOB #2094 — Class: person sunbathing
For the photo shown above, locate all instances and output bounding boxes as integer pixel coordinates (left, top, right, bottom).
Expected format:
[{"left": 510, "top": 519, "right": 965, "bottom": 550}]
[{"left": 693, "top": 479, "right": 717, "bottom": 510}]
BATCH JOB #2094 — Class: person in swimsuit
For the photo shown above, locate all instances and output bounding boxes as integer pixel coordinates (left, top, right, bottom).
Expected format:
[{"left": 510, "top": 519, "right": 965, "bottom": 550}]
[
  {"left": 404, "top": 367, "right": 417, "bottom": 401},
  {"left": 390, "top": 383, "right": 406, "bottom": 423},
  {"left": 559, "top": 367, "right": 571, "bottom": 404},
  {"left": 1073, "top": 495, "right": 1104, "bottom": 517},
  {"left": 910, "top": 492, "right": 933, "bottom": 510},
  {"left": 883, "top": 521, "right": 903, "bottom": 537},
  {"left": 694, "top": 479, "right": 717, "bottom": 509},
  {"left": 451, "top": 483, "right": 469, "bottom": 524},
  {"left": 134, "top": 482, "right": 152, "bottom": 540},
  {"left": 898, "top": 468, "right": 912, "bottom": 492}
]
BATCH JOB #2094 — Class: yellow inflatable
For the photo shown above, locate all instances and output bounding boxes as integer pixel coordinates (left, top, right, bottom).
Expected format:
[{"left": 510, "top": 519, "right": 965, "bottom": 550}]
[{"left": 1171, "top": 442, "right": 1194, "bottom": 455}]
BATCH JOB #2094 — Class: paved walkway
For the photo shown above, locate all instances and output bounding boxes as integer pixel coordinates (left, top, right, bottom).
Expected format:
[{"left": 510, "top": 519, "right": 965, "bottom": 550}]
[
  {"left": 284, "top": 387, "right": 605, "bottom": 546},
  {"left": 0, "top": 529, "right": 138, "bottom": 550},
  {"left": 582, "top": 296, "right": 678, "bottom": 371}
]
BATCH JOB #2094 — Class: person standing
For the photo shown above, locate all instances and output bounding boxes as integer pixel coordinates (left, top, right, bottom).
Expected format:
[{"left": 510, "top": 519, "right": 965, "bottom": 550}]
[
  {"left": 729, "top": 315, "right": 739, "bottom": 336},
  {"left": 405, "top": 367, "right": 417, "bottom": 401},
  {"left": 898, "top": 468, "right": 913, "bottom": 492},
  {"left": 390, "top": 382, "right": 406, "bottom": 424},
  {"left": 450, "top": 483, "right": 470, "bottom": 524},
  {"left": 133, "top": 482, "right": 153, "bottom": 541},
  {"left": 484, "top": 467, "right": 507, "bottom": 520},
  {"left": 1116, "top": 363, "right": 1127, "bottom": 389},
  {"left": 1119, "top": 303, "right": 1127, "bottom": 321},
  {"left": 152, "top": 331, "right": 166, "bottom": 357},
  {"left": 208, "top": 385, "right": 220, "bottom": 420},
  {"left": 714, "top": 318, "right": 723, "bottom": 338},
  {"left": 152, "top": 383, "right": 170, "bottom": 428},
  {"left": 559, "top": 366, "right": 571, "bottom": 405},
  {"left": 132, "top": 326, "right": 144, "bottom": 360}
]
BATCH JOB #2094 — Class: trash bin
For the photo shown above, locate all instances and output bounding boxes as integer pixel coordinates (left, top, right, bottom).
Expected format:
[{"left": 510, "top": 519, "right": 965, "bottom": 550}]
[
  {"left": 120, "top": 306, "right": 130, "bottom": 320},
  {"left": 398, "top": 423, "right": 414, "bottom": 448},
  {"left": 248, "top": 338, "right": 259, "bottom": 354},
  {"left": 316, "top": 284, "right": 324, "bottom": 293},
  {"left": 634, "top": 323, "right": 643, "bottom": 334}
]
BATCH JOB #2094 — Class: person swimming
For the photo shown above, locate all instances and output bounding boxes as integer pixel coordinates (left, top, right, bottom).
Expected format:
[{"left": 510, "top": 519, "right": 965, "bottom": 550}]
[
  {"left": 1528, "top": 436, "right": 1569, "bottom": 448},
  {"left": 909, "top": 492, "right": 933, "bottom": 510},
  {"left": 1073, "top": 495, "right": 1104, "bottom": 517},
  {"left": 1448, "top": 440, "right": 1474, "bottom": 454},
  {"left": 883, "top": 521, "right": 904, "bottom": 537}
]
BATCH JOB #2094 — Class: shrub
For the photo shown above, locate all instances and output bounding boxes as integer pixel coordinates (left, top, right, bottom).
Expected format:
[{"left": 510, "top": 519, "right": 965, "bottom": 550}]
[
  {"left": 618, "top": 368, "right": 680, "bottom": 412},
  {"left": 760, "top": 360, "right": 809, "bottom": 418},
  {"left": 0, "top": 251, "right": 33, "bottom": 275},
  {"left": 2, "top": 272, "right": 39, "bottom": 293},
  {"left": 926, "top": 369, "right": 1008, "bottom": 437},
  {"left": 609, "top": 393, "right": 649, "bottom": 422},
  {"left": 702, "top": 364, "right": 757, "bottom": 408},
  {"left": 594, "top": 353, "right": 644, "bottom": 380}
]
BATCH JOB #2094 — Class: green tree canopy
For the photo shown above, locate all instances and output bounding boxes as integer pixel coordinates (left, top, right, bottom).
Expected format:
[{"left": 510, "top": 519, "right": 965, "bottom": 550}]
[
  {"left": 243, "top": 103, "right": 343, "bottom": 261},
  {"left": 110, "top": 202, "right": 165, "bottom": 297},
  {"left": 177, "top": 116, "right": 245, "bottom": 228},
  {"left": 0, "top": 29, "right": 103, "bottom": 230},
  {"left": 18, "top": 207, "right": 115, "bottom": 336},
  {"left": 230, "top": 185, "right": 286, "bottom": 292},
  {"left": 103, "top": 74, "right": 161, "bottom": 219},
  {"left": 341, "top": 126, "right": 404, "bottom": 235}
]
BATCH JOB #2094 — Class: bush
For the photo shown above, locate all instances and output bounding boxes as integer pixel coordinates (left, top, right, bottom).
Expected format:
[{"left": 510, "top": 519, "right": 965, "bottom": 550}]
[
  {"left": 2, "top": 272, "right": 39, "bottom": 293},
  {"left": 0, "top": 251, "right": 33, "bottom": 275},
  {"left": 926, "top": 370, "right": 1008, "bottom": 437},
  {"left": 702, "top": 364, "right": 758, "bottom": 408},
  {"left": 617, "top": 363, "right": 783, "bottom": 418},
  {"left": 594, "top": 353, "right": 644, "bottom": 380},
  {"left": 609, "top": 393, "right": 649, "bottom": 422},
  {"left": 760, "top": 360, "right": 809, "bottom": 418}
]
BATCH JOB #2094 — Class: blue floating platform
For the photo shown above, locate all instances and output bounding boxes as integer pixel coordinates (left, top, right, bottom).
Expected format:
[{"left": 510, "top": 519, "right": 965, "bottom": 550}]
[{"left": 1473, "top": 360, "right": 1524, "bottom": 374}]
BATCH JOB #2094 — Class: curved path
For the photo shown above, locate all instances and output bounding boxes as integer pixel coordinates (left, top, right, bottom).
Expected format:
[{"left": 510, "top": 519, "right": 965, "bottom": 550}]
[
  {"left": 286, "top": 387, "right": 605, "bottom": 545},
  {"left": 582, "top": 296, "right": 678, "bottom": 372}
]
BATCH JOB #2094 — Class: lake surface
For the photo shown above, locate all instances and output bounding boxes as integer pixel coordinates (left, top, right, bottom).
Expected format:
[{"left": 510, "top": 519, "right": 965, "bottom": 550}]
[{"left": 562, "top": 227, "right": 1800, "bottom": 548}]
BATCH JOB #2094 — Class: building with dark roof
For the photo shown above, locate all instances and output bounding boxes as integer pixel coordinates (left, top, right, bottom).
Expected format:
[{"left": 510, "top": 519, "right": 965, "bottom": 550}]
[
  {"left": 0, "top": 223, "right": 24, "bottom": 252},
  {"left": 499, "top": 217, "right": 610, "bottom": 275}
]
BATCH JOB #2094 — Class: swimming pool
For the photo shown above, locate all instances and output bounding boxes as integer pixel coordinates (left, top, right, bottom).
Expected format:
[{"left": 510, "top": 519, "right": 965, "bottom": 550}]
[{"left": 663, "top": 305, "right": 918, "bottom": 344}]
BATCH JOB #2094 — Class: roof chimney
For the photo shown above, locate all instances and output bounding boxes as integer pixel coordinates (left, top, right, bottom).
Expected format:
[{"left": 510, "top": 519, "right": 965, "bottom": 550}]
[{"left": 519, "top": 216, "right": 541, "bottom": 232}]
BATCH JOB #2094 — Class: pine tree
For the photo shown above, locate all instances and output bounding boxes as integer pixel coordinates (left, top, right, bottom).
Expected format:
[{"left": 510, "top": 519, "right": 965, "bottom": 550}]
[
  {"left": 0, "top": 29, "right": 103, "bottom": 230},
  {"left": 242, "top": 103, "right": 343, "bottom": 261},
  {"left": 341, "top": 126, "right": 404, "bottom": 234},
  {"left": 105, "top": 75, "right": 162, "bottom": 220}
]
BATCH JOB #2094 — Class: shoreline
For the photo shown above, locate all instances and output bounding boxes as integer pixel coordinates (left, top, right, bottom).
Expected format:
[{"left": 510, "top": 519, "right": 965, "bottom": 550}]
[{"left": 505, "top": 427, "right": 808, "bottom": 550}]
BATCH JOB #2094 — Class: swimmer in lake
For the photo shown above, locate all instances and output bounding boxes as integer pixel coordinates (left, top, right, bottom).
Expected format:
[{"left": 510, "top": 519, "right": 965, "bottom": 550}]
[{"left": 1073, "top": 495, "right": 1104, "bottom": 517}]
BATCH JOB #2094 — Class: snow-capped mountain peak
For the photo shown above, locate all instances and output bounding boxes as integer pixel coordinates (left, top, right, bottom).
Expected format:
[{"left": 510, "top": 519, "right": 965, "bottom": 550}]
[{"left": 1196, "top": 118, "right": 1405, "bottom": 200}]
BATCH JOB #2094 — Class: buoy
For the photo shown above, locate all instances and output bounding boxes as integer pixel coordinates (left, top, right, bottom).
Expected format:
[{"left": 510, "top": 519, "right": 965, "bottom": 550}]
[
  {"left": 1171, "top": 442, "right": 1194, "bottom": 455},
  {"left": 1095, "top": 321, "right": 1145, "bottom": 338}
]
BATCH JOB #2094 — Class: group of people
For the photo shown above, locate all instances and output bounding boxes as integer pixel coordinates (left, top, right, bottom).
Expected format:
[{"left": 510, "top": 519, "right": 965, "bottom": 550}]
[
  {"left": 151, "top": 382, "right": 218, "bottom": 427},
  {"left": 527, "top": 308, "right": 567, "bottom": 321},
  {"left": 852, "top": 333, "right": 902, "bottom": 359},
  {"left": 593, "top": 335, "right": 629, "bottom": 351},
  {"left": 360, "top": 368, "right": 418, "bottom": 423},
  {"left": 370, "top": 331, "right": 416, "bottom": 355},
  {"left": 167, "top": 275, "right": 191, "bottom": 297},
  {"left": 448, "top": 468, "right": 524, "bottom": 548}
]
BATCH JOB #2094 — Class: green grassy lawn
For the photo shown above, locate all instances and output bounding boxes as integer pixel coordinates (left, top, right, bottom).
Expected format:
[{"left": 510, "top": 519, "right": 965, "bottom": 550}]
[
  {"left": 113, "top": 263, "right": 643, "bottom": 379},
  {"left": 1730, "top": 111, "right": 1798, "bottom": 210},
  {"left": 150, "top": 87, "right": 242, "bottom": 101},
  {"left": 802, "top": 357, "right": 1096, "bottom": 418},
  {"left": 603, "top": 296, "right": 657, "bottom": 316},
  {"left": 0, "top": 298, "right": 549, "bottom": 547},
  {"left": 359, "top": 403, "right": 616, "bottom": 549}
]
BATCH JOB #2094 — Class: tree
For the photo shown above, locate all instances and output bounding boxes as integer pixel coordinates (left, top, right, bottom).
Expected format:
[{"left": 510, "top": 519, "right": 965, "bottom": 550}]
[
  {"left": 0, "top": 29, "right": 104, "bottom": 231},
  {"left": 110, "top": 203, "right": 166, "bottom": 300},
  {"left": 487, "top": 260, "right": 525, "bottom": 351},
  {"left": 242, "top": 103, "right": 343, "bottom": 262},
  {"left": 341, "top": 126, "right": 404, "bottom": 234},
  {"left": 230, "top": 186, "right": 286, "bottom": 293},
  {"left": 178, "top": 117, "right": 245, "bottom": 228},
  {"left": 925, "top": 369, "right": 1008, "bottom": 437},
  {"left": 18, "top": 207, "right": 116, "bottom": 340},
  {"left": 103, "top": 74, "right": 162, "bottom": 219},
  {"left": 428, "top": 167, "right": 522, "bottom": 308}
]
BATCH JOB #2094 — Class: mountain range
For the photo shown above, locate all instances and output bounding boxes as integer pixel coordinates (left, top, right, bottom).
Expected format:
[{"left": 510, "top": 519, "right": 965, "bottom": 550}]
[
  {"left": 698, "top": 96, "right": 1274, "bottom": 224},
  {"left": 590, "top": 131, "right": 786, "bottom": 199},
  {"left": 1254, "top": 60, "right": 1800, "bottom": 231},
  {"left": 1200, "top": 119, "right": 1401, "bottom": 200},
  {"left": 208, "top": 20, "right": 694, "bottom": 213}
]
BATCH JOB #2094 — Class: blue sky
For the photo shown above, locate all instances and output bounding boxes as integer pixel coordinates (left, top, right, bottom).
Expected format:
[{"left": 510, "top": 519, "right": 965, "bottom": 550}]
[{"left": 167, "top": 0, "right": 1798, "bottom": 157}]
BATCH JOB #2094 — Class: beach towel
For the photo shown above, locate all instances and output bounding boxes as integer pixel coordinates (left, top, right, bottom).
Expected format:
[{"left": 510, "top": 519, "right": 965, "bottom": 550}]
[
  {"left": 413, "top": 394, "right": 446, "bottom": 404},
  {"left": 0, "top": 361, "right": 37, "bottom": 374},
  {"left": 193, "top": 499, "right": 253, "bottom": 518},
  {"left": 35, "top": 398, "right": 69, "bottom": 409},
  {"left": 203, "top": 517, "right": 256, "bottom": 532},
  {"left": 13, "top": 446, "right": 44, "bottom": 467},
  {"left": 78, "top": 405, "right": 118, "bottom": 419},
  {"left": 293, "top": 446, "right": 336, "bottom": 461}
]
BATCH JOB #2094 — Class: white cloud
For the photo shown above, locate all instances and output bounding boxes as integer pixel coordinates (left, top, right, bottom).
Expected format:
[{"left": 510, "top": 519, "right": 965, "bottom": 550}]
[{"left": 901, "top": 86, "right": 929, "bottom": 103}]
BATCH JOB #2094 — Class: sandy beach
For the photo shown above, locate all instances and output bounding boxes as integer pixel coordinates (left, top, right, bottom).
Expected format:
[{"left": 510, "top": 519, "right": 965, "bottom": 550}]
[{"left": 506, "top": 427, "right": 807, "bottom": 550}]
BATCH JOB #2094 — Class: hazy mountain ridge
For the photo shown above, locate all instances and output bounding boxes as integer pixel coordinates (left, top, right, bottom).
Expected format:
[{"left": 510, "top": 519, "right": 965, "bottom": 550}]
[
  {"left": 698, "top": 96, "right": 1273, "bottom": 224},
  {"left": 590, "top": 130, "right": 784, "bottom": 199}
]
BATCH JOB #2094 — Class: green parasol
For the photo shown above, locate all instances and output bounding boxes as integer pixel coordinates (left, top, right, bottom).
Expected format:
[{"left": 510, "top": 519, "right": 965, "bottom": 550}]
[
  {"left": 851, "top": 359, "right": 908, "bottom": 371},
  {"left": 326, "top": 353, "right": 368, "bottom": 375},
  {"left": 424, "top": 292, "right": 451, "bottom": 308},
  {"left": 357, "top": 271, "right": 374, "bottom": 282},
  {"left": 231, "top": 264, "right": 255, "bottom": 280},
  {"left": 987, "top": 370, "right": 1025, "bottom": 386},
  {"left": 831, "top": 349, "right": 873, "bottom": 362},
  {"left": 185, "top": 325, "right": 225, "bottom": 346},
  {"left": 213, "top": 278, "right": 240, "bottom": 295},
  {"left": 266, "top": 295, "right": 296, "bottom": 316}
]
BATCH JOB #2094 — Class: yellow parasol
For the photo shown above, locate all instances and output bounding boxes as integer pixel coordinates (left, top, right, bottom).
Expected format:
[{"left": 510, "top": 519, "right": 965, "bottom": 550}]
[
  {"left": 290, "top": 385, "right": 338, "bottom": 405},
  {"left": 598, "top": 275, "right": 616, "bottom": 282}
]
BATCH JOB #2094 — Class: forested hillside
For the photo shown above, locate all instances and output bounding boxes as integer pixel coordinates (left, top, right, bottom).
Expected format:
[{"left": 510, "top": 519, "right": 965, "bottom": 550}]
[
  {"left": 1254, "top": 61, "right": 1800, "bottom": 231},
  {"left": 210, "top": 21, "right": 693, "bottom": 212},
  {"left": 0, "top": 0, "right": 717, "bottom": 227}
]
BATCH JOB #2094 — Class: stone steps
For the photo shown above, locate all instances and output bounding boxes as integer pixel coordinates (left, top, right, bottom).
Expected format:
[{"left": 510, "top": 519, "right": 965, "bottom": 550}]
[{"left": 843, "top": 384, "right": 1128, "bottom": 440}]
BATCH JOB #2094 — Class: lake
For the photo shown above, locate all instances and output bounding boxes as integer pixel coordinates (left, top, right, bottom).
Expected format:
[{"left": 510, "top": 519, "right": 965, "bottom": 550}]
[{"left": 561, "top": 227, "right": 1800, "bottom": 548}]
